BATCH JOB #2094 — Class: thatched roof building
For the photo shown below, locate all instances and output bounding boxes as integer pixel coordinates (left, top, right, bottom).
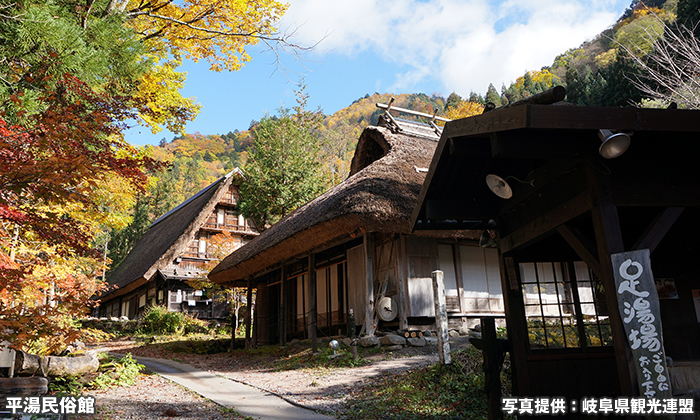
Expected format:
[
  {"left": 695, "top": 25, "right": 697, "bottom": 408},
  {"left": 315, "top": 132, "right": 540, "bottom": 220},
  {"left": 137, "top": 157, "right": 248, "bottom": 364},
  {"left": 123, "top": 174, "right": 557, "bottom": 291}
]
[
  {"left": 209, "top": 125, "right": 478, "bottom": 286},
  {"left": 209, "top": 123, "right": 500, "bottom": 346},
  {"left": 98, "top": 170, "right": 258, "bottom": 319}
]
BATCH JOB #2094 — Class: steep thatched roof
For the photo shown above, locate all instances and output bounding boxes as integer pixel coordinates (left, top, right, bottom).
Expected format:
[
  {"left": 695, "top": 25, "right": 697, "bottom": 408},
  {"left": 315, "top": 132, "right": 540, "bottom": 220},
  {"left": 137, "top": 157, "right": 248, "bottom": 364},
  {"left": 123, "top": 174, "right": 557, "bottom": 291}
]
[
  {"left": 209, "top": 125, "right": 479, "bottom": 286},
  {"left": 101, "top": 172, "right": 238, "bottom": 300}
]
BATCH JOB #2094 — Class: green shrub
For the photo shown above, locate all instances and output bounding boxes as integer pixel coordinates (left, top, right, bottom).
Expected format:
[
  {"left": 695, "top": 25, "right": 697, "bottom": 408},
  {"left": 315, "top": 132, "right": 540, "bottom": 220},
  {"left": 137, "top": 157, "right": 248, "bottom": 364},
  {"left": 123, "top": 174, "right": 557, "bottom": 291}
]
[
  {"left": 91, "top": 353, "right": 144, "bottom": 389},
  {"left": 183, "top": 316, "right": 209, "bottom": 335},
  {"left": 138, "top": 306, "right": 187, "bottom": 335},
  {"left": 137, "top": 305, "right": 212, "bottom": 336}
]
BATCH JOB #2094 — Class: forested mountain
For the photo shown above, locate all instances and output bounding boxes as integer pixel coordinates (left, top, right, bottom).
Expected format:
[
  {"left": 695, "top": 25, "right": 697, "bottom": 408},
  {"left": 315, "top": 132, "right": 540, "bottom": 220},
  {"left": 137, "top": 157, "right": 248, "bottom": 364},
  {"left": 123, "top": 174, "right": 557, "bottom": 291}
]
[{"left": 109, "top": 0, "right": 697, "bottom": 270}]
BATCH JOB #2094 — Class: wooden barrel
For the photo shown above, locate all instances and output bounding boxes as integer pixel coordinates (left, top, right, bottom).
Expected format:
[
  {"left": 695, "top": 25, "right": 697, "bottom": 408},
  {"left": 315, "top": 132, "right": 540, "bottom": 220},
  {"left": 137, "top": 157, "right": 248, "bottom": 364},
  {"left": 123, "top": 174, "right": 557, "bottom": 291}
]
[{"left": 0, "top": 377, "right": 48, "bottom": 396}]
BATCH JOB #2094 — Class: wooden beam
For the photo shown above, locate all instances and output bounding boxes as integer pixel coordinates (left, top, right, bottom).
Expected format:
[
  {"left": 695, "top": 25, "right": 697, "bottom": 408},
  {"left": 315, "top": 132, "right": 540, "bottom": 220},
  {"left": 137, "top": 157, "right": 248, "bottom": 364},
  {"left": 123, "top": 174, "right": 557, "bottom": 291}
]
[
  {"left": 447, "top": 136, "right": 492, "bottom": 156},
  {"left": 425, "top": 199, "right": 495, "bottom": 221},
  {"left": 308, "top": 252, "right": 318, "bottom": 353},
  {"left": 490, "top": 132, "right": 590, "bottom": 159},
  {"left": 497, "top": 86, "right": 566, "bottom": 109},
  {"left": 445, "top": 105, "right": 700, "bottom": 141},
  {"left": 443, "top": 105, "right": 529, "bottom": 139},
  {"left": 499, "top": 159, "right": 582, "bottom": 215},
  {"left": 363, "top": 233, "right": 376, "bottom": 336},
  {"left": 632, "top": 207, "right": 684, "bottom": 253},
  {"left": 612, "top": 186, "right": 700, "bottom": 207},
  {"left": 499, "top": 192, "right": 593, "bottom": 254},
  {"left": 556, "top": 224, "right": 602, "bottom": 279}
]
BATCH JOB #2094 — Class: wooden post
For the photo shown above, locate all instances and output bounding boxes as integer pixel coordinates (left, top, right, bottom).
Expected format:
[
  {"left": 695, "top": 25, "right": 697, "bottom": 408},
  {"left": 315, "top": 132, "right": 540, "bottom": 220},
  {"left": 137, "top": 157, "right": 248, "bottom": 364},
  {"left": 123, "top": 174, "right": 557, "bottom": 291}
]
[
  {"left": 589, "top": 168, "right": 637, "bottom": 397},
  {"left": 432, "top": 270, "right": 451, "bottom": 365},
  {"left": 482, "top": 317, "right": 503, "bottom": 420},
  {"left": 363, "top": 233, "right": 376, "bottom": 336},
  {"left": 230, "top": 300, "right": 236, "bottom": 351},
  {"left": 245, "top": 276, "right": 253, "bottom": 350},
  {"left": 498, "top": 251, "right": 530, "bottom": 396},
  {"left": 308, "top": 253, "right": 318, "bottom": 353},
  {"left": 396, "top": 235, "right": 409, "bottom": 330},
  {"left": 253, "top": 286, "right": 258, "bottom": 349},
  {"left": 280, "top": 267, "right": 286, "bottom": 347}
]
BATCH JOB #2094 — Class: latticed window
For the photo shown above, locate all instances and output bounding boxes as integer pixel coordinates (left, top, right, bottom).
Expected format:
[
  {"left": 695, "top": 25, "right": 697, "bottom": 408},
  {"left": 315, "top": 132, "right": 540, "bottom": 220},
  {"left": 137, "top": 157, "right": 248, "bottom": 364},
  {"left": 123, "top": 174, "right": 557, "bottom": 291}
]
[{"left": 520, "top": 261, "right": 612, "bottom": 350}]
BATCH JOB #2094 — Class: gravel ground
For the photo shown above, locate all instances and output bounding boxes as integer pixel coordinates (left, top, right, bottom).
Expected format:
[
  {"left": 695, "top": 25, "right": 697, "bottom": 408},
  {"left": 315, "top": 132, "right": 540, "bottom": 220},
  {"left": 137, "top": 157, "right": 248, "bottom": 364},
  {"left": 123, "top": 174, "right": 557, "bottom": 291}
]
[
  {"left": 73, "top": 371, "right": 244, "bottom": 420},
  {"left": 80, "top": 336, "right": 470, "bottom": 419}
]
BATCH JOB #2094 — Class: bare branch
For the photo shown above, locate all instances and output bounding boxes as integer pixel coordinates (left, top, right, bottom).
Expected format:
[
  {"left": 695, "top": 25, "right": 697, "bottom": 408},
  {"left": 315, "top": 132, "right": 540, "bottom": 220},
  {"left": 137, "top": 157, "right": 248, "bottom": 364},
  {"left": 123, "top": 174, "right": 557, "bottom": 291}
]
[{"left": 620, "top": 11, "right": 700, "bottom": 109}]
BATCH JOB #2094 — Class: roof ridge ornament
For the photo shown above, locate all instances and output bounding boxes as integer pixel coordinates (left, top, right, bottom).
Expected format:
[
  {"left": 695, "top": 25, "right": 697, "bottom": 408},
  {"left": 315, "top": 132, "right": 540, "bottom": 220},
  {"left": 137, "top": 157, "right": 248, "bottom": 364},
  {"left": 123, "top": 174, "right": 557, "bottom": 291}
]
[{"left": 376, "top": 97, "right": 451, "bottom": 139}]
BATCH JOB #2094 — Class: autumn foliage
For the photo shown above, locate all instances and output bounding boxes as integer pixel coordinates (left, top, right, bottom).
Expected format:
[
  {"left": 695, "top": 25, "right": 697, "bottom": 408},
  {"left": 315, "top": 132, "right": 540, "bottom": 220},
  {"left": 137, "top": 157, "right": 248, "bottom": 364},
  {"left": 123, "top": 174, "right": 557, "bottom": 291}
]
[{"left": 0, "top": 72, "right": 160, "bottom": 353}]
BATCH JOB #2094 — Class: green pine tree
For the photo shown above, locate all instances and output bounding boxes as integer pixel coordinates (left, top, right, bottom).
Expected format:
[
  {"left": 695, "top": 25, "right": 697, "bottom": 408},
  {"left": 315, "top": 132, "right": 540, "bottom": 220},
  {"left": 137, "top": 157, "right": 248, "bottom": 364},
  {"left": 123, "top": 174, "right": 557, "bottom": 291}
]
[
  {"left": 485, "top": 83, "right": 502, "bottom": 107},
  {"left": 446, "top": 92, "right": 463, "bottom": 110},
  {"left": 238, "top": 84, "right": 327, "bottom": 230}
]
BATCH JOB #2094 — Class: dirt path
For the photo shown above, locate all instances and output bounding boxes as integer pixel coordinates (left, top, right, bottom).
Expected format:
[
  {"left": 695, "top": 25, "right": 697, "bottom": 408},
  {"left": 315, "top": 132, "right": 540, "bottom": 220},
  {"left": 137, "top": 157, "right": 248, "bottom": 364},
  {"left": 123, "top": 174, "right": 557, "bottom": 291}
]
[{"left": 91, "top": 336, "right": 471, "bottom": 417}]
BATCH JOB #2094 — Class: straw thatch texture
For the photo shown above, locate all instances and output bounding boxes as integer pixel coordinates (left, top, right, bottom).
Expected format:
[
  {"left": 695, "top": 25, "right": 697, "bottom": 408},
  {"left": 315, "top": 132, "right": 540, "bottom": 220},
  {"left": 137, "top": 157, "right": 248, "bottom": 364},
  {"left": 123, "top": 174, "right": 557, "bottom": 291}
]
[
  {"left": 209, "top": 126, "right": 478, "bottom": 286},
  {"left": 102, "top": 174, "right": 233, "bottom": 299}
]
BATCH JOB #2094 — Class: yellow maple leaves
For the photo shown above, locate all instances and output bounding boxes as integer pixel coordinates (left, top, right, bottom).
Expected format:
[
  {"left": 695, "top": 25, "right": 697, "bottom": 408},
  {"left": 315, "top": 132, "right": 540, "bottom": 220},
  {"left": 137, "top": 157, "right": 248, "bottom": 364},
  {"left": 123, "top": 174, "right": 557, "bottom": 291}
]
[
  {"left": 443, "top": 101, "right": 484, "bottom": 121},
  {"left": 133, "top": 58, "right": 202, "bottom": 134},
  {"left": 126, "top": 0, "right": 289, "bottom": 72}
]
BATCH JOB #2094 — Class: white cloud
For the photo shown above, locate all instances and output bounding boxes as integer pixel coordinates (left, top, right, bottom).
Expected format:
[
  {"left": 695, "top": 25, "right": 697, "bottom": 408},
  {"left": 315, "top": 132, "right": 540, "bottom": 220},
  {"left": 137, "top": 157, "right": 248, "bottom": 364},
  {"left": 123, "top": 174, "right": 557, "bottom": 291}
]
[{"left": 281, "top": 0, "right": 627, "bottom": 95}]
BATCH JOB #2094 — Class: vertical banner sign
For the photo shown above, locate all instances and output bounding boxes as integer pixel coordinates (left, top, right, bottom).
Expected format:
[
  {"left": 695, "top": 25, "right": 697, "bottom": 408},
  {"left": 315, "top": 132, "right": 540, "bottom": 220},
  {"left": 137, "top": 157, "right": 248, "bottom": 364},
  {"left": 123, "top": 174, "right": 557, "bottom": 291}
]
[{"left": 611, "top": 249, "right": 672, "bottom": 400}]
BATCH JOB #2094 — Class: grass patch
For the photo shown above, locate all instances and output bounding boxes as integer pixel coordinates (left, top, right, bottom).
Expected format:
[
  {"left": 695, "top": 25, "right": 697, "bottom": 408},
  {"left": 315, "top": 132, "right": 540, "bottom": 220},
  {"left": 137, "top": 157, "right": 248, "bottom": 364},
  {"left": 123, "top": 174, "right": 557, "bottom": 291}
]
[
  {"left": 161, "top": 337, "right": 232, "bottom": 354},
  {"left": 344, "top": 345, "right": 512, "bottom": 420},
  {"left": 274, "top": 346, "right": 367, "bottom": 371}
]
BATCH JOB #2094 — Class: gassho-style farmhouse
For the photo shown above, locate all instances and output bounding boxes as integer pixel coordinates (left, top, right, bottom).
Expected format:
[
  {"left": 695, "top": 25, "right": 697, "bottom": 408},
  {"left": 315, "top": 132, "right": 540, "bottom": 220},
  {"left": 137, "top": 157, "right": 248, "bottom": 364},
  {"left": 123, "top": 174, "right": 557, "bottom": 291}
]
[{"left": 207, "top": 115, "right": 505, "bottom": 345}]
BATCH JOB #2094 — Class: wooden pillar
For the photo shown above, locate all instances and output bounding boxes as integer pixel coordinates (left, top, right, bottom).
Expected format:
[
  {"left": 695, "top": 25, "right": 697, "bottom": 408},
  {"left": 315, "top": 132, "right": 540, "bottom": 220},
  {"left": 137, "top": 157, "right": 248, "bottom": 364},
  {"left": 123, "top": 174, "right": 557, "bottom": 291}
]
[
  {"left": 432, "top": 270, "right": 451, "bottom": 365},
  {"left": 362, "top": 233, "right": 376, "bottom": 336},
  {"left": 481, "top": 317, "right": 503, "bottom": 420},
  {"left": 308, "top": 253, "right": 318, "bottom": 353},
  {"left": 230, "top": 288, "right": 236, "bottom": 350},
  {"left": 498, "top": 251, "right": 529, "bottom": 397},
  {"left": 245, "top": 276, "right": 253, "bottom": 350},
  {"left": 254, "top": 282, "right": 266, "bottom": 348},
  {"left": 396, "top": 235, "right": 409, "bottom": 330},
  {"left": 279, "top": 268, "right": 286, "bottom": 347},
  {"left": 589, "top": 168, "right": 637, "bottom": 396}
]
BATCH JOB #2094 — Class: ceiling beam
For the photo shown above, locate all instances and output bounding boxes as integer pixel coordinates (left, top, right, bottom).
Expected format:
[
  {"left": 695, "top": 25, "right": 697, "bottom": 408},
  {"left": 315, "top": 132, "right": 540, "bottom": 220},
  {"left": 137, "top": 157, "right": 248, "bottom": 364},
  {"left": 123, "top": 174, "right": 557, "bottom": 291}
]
[
  {"left": 425, "top": 199, "right": 496, "bottom": 221},
  {"left": 499, "top": 192, "right": 593, "bottom": 254},
  {"left": 612, "top": 186, "right": 700, "bottom": 207},
  {"left": 632, "top": 207, "right": 685, "bottom": 254},
  {"left": 556, "top": 223, "right": 602, "bottom": 279}
]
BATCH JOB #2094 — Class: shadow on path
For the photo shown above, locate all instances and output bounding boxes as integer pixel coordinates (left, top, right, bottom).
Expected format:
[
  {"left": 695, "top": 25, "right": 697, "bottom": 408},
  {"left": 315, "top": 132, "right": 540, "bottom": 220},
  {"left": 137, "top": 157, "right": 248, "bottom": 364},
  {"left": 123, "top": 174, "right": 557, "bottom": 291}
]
[{"left": 112, "top": 353, "right": 336, "bottom": 420}]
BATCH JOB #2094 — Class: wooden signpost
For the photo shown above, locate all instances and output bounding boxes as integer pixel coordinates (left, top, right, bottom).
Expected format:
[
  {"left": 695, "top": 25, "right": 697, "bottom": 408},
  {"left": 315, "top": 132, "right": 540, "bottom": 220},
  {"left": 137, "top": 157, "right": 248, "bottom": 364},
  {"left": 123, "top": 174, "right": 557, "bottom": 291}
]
[
  {"left": 431, "top": 270, "right": 451, "bottom": 365},
  {"left": 611, "top": 249, "right": 672, "bottom": 400}
]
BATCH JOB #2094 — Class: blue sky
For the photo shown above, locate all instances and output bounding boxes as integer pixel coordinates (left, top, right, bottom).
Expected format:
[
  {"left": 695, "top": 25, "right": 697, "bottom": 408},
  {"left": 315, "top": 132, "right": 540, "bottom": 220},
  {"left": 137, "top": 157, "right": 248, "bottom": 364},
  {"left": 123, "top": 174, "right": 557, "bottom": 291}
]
[{"left": 125, "top": 0, "right": 632, "bottom": 146}]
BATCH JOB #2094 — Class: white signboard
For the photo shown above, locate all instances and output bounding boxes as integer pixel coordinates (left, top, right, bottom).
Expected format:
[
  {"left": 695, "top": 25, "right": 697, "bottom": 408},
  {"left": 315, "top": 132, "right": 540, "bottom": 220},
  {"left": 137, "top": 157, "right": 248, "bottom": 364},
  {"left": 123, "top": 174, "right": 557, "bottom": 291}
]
[
  {"left": 612, "top": 249, "right": 672, "bottom": 400},
  {"left": 693, "top": 289, "right": 700, "bottom": 323}
]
